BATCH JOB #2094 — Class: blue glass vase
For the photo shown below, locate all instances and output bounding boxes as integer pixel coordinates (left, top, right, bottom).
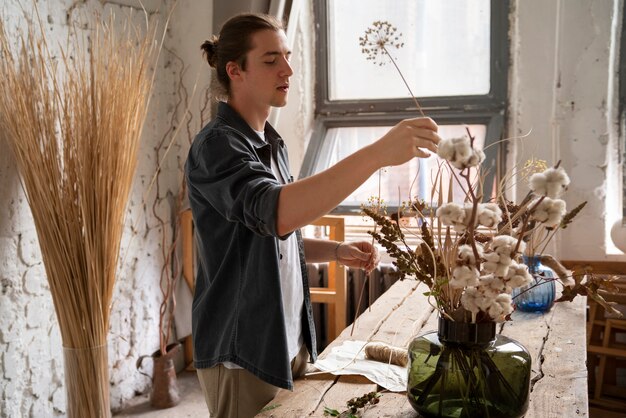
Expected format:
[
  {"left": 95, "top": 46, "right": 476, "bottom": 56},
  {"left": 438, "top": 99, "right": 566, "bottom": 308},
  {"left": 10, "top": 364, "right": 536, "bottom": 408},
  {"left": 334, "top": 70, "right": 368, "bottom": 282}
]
[{"left": 512, "top": 255, "right": 556, "bottom": 313}]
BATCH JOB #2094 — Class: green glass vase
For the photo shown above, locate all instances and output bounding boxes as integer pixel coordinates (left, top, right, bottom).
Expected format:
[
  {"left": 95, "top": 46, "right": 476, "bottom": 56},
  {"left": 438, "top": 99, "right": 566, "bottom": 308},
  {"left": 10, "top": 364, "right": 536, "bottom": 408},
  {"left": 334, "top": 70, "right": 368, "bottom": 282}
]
[{"left": 407, "top": 317, "right": 531, "bottom": 418}]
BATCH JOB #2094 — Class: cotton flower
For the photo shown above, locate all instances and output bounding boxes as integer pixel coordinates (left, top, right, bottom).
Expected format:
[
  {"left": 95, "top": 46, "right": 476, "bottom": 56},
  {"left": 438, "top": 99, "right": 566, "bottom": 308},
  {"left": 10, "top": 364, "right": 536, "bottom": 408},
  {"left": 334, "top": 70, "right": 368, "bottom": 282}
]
[
  {"left": 487, "top": 294, "right": 514, "bottom": 321},
  {"left": 482, "top": 252, "right": 501, "bottom": 273},
  {"left": 437, "top": 137, "right": 470, "bottom": 161},
  {"left": 490, "top": 258, "right": 511, "bottom": 277},
  {"left": 451, "top": 266, "right": 480, "bottom": 288},
  {"left": 491, "top": 235, "right": 522, "bottom": 256},
  {"left": 464, "top": 149, "right": 486, "bottom": 168},
  {"left": 436, "top": 202, "right": 465, "bottom": 225},
  {"left": 476, "top": 203, "right": 502, "bottom": 228},
  {"left": 483, "top": 251, "right": 512, "bottom": 277},
  {"left": 506, "top": 262, "right": 534, "bottom": 290},
  {"left": 530, "top": 197, "right": 567, "bottom": 226},
  {"left": 458, "top": 204, "right": 475, "bottom": 233},
  {"left": 529, "top": 167, "right": 570, "bottom": 198},
  {"left": 460, "top": 287, "right": 487, "bottom": 314},
  {"left": 437, "top": 136, "right": 485, "bottom": 170},
  {"left": 436, "top": 203, "right": 470, "bottom": 233},
  {"left": 457, "top": 244, "right": 483, "bottom": 265},
  {"left": 479, "top": 274, "right": 506, "bottom": 296}
]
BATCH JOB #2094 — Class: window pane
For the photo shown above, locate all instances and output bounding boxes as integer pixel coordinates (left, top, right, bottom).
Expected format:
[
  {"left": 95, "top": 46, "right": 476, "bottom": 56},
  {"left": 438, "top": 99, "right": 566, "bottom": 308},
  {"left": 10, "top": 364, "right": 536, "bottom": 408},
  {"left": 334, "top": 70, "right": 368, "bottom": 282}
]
[
  {"left": 312, "top": 124, "right": 487, "bottom": 210},
  {"left": 327, "top": 0, "right": 491, "bottom": 100}
]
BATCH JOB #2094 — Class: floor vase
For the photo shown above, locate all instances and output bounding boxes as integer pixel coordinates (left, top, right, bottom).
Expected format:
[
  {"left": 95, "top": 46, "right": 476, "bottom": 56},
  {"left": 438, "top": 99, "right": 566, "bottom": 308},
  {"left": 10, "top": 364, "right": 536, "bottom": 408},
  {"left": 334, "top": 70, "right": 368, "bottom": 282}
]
[
  {"left": 63, "top": 345, "right": 111, "bottom": 418},
  {"left": 137, "top": 342, "right": 181, "bottom": 409}
]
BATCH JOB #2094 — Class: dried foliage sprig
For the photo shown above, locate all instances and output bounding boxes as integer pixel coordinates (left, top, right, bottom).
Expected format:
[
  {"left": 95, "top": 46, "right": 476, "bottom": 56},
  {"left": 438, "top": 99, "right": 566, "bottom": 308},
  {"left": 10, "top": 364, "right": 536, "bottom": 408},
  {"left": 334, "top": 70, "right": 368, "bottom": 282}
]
[
  {"left": 324, "top": 391, "right": 381, "bottom": 417},
  {"left": 559, "top": 201, "right": 587, "bottom": 229},
  {"left": 550, "top": 258, "right": 622, "bottom": 316},
  {"left": 352, "top": 22, "right": 425, "bottom": 333}
]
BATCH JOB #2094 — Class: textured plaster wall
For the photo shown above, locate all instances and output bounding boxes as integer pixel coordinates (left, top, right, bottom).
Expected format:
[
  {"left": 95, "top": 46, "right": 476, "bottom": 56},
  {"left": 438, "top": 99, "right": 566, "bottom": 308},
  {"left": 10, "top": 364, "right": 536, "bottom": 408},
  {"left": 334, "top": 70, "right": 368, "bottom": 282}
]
[
  {"left": 272, "top": 0, "right": 316, "bottom": 177},
  {"left": 508, "top": 0, "right": 625, "bottom": 260},
  {"left": 0, "top": 0, "right": 211, "bottom": 416}
]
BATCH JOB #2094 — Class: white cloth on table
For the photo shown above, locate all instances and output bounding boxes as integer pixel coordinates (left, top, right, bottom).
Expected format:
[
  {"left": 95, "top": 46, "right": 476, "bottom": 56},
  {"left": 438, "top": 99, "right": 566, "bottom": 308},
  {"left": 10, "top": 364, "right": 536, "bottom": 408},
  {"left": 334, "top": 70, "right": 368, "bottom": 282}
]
[{"left": 312, "top": 340, "right": 407, "bottom": 392}]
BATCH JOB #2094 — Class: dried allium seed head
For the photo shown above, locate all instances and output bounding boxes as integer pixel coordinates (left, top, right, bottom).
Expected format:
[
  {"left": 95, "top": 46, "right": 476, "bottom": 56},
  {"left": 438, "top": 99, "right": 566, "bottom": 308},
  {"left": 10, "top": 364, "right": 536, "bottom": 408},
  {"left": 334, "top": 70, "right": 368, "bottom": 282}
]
[{"left": 359, "top": 21, "right": 404, "bottom": 66}]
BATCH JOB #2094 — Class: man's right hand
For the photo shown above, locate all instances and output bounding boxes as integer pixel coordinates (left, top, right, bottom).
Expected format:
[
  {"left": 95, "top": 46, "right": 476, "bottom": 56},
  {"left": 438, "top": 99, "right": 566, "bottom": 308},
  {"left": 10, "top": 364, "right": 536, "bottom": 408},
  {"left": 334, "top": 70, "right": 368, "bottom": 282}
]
[{"left": 367, "top": 117, "right": 441, "bottom": 167}]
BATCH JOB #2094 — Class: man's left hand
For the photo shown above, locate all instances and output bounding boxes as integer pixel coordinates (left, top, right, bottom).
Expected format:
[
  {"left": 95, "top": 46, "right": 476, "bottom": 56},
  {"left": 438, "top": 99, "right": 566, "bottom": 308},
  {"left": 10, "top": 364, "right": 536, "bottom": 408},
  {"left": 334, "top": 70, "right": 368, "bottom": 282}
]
[{"left": 336, "top": 241, "right": 380, "bottom": 273}]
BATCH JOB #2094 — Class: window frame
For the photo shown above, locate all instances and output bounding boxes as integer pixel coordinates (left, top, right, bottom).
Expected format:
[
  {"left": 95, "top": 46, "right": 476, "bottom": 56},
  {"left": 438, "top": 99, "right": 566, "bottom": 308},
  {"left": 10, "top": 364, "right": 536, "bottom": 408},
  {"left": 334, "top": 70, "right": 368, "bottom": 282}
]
[
  {"left": 300, "top": 0, "right": 511, "bottom": 214},
  {"left": 617, "top": 6, "right": 626, "bottom": 219}
]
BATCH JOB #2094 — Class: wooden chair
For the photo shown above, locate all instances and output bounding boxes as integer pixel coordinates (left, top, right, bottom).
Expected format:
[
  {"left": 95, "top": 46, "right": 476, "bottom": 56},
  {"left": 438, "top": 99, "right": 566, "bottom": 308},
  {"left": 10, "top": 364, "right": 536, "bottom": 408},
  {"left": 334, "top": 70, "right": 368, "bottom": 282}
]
[
  {"left": 308, "top": 216, "right": 347, "bottom": 342},
  {"left": 181, "top": 209, "right": 195, "bottom": 368},
  {"left": 561, "top": 260, "right": 626, "bottom": 413},
  {"left": 179, "top": 211, "right": 348, "bottom": 361}
]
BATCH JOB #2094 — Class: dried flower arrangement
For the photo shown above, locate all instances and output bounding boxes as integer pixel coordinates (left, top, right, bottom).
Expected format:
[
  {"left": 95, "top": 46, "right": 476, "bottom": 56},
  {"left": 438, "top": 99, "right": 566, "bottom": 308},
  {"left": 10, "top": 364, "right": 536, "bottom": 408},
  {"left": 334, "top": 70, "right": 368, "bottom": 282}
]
[
  {"left": 358, "top": 21, "right": 621, "bottom": 324},
  {"left": 363, "top": 147, "right": 621, "bottom": 323},
  {"left": 322, "top": 19, "right": 622, "bottom": 418}
]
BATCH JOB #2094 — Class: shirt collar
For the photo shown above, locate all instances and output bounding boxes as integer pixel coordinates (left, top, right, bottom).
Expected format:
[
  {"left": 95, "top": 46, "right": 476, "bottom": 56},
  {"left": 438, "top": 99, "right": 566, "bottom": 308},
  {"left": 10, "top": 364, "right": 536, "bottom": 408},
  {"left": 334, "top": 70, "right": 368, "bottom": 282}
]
[{"left": 216, "top": 101, "right": 284, "bottom": 149}]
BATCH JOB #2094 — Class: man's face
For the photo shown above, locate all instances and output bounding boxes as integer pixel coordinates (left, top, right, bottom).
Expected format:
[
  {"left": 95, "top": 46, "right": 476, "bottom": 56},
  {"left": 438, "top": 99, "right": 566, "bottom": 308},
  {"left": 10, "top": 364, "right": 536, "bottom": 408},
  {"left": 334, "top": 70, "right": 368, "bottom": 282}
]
[{"left": 237, "top": 29, "right": 293, "bottom": 109}]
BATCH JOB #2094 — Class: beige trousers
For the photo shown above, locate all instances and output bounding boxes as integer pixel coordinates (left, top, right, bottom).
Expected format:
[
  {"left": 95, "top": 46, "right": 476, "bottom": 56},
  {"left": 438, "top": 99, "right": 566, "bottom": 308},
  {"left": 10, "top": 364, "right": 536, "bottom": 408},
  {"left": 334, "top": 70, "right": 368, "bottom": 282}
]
[{"left": 197, "top": 344, "right": 309, "bottom": 418}]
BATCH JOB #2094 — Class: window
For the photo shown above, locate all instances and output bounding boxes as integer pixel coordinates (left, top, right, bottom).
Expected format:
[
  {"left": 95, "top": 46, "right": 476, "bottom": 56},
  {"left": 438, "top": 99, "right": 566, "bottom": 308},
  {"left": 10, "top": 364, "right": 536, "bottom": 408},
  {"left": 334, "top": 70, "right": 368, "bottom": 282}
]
[{"left": 300, "top": 0, "right": 510, "bottom": 214}]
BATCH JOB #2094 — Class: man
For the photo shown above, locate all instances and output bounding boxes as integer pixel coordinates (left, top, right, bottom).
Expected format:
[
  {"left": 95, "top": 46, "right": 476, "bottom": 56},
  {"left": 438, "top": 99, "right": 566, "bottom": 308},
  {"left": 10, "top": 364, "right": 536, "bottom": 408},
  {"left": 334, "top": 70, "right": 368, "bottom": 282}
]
[{"left": 186, "top": 13, "right": 440, "bottom": 417}]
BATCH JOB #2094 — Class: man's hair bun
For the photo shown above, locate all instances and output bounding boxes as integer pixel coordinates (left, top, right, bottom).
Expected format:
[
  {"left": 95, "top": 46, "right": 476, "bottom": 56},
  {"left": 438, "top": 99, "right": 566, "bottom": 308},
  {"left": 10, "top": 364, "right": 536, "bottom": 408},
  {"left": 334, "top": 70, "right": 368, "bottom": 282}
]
[{"left": 201, "top": 36, "right": 219, "bottom": 68}]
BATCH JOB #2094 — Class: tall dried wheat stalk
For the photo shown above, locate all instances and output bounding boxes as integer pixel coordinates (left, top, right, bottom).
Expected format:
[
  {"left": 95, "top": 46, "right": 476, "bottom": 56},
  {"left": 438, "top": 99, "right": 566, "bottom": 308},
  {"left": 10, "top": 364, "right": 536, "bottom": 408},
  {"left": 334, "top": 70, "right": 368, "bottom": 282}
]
[{"left": 0, "top": 8, "right": 159, "bottom": 417}]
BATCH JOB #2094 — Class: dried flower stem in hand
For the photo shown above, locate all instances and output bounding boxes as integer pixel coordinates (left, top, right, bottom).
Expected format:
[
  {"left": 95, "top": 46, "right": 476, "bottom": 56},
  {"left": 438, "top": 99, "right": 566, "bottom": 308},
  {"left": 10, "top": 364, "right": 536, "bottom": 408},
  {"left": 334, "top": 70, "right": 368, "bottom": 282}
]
[
  {"left": 359, "top": 20, "right": 424, "bottom": 116},
  {"left": 364, "top": 342, "right": 408, "bottom": 367}
]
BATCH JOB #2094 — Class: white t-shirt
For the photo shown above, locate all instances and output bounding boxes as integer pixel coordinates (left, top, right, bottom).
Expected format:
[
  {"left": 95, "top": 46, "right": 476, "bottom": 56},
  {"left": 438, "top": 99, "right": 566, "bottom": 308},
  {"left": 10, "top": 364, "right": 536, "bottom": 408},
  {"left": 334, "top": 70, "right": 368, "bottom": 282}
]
[{"left": 222, "top": 130, "right": 304, "bottom": 369}]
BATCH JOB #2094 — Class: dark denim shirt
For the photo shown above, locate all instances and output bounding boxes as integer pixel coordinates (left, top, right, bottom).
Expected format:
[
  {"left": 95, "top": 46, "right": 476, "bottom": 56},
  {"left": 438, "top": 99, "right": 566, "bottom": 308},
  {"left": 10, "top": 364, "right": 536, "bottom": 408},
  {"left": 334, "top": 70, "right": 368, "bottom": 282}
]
[{"left": 184, "top": 102, "right": 317, "bottom": 390}]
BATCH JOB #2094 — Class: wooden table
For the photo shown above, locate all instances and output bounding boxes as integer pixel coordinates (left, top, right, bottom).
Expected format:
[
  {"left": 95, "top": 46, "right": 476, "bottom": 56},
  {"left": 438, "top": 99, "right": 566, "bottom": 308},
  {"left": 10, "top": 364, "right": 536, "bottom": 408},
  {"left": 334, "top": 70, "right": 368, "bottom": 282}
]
[{"left": 259, "top": 279, "right": 588, "bottom": 417}]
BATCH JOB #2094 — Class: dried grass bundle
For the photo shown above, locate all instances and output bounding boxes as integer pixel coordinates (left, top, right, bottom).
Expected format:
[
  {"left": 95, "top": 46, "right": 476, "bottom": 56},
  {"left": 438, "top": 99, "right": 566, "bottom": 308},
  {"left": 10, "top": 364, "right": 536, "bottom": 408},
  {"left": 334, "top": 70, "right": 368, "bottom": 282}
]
[{"left": 0, "top": 8, "right": 159, "bottom": 417}]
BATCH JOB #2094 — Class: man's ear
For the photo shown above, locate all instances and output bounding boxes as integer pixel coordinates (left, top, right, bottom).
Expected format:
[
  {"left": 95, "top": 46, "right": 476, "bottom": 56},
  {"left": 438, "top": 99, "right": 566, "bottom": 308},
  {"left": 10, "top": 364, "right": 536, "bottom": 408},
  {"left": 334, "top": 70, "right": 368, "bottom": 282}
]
[{"left": 226, "top": 61, "right": 242, "bottom": 81}]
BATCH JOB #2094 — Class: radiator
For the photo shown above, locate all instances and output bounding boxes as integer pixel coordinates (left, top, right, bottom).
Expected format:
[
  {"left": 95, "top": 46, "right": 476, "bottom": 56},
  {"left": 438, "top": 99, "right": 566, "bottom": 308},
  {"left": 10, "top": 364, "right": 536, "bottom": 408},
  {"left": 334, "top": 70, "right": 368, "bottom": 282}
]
[{"left": 307, "top": 263, "right": 399, "bottom": 351}]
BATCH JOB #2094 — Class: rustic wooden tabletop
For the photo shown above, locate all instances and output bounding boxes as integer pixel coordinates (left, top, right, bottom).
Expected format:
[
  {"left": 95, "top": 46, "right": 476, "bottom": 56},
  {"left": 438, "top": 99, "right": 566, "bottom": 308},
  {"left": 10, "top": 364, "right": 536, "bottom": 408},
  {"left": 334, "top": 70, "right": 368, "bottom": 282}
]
[{"left": 259, "top": 279, "right": 588, "bottom": 418}]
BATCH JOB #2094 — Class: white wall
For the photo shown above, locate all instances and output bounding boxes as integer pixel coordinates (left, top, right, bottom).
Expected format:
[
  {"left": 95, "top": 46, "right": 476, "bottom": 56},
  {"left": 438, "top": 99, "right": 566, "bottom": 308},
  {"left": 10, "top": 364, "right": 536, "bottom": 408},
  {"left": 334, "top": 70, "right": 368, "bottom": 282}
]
[
  {"left": 509, "top": 0, "right": 624, "bottom": 260},
  {"left": 0, "top": 0, "right": 211, "bottom": 416}
]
